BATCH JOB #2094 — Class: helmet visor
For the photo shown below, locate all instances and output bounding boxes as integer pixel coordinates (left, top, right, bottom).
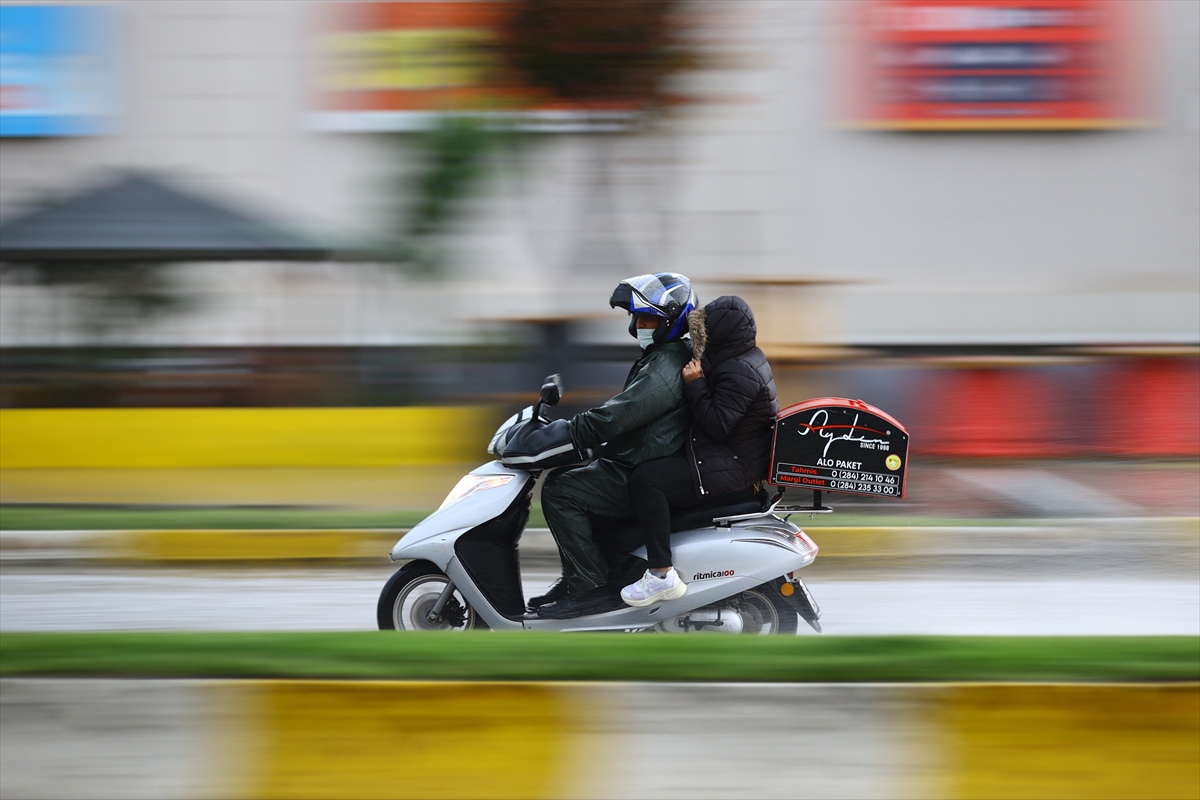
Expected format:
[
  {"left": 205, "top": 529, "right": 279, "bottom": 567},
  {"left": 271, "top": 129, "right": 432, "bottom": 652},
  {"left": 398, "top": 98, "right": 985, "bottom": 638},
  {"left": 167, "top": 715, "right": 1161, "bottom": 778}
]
[{"left": 610, "top": 273, "right": 682, "bottom": 317}]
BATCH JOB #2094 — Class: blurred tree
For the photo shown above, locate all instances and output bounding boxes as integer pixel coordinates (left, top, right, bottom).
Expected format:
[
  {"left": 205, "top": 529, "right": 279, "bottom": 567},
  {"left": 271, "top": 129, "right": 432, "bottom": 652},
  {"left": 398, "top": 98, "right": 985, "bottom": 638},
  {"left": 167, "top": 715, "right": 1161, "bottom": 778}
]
[
  {"left": 408, "top": 118, "right": 493, "bottom": 240},
  {"left": 494, "top": 0, "right": 695, "bottom": 109},
  {"left": 391, "top": 0, "right": 698, "bottom": 278},
  {"left": 389, "top": 116, "right": 494, "bottom": 277}
]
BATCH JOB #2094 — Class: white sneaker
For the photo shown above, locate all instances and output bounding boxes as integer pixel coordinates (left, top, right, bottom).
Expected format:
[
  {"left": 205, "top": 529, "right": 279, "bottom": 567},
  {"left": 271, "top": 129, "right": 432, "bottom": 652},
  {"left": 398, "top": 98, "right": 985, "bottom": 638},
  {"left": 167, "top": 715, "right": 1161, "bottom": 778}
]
[{"left": 621, "top": 568, "right": 687, "bottom": 607}]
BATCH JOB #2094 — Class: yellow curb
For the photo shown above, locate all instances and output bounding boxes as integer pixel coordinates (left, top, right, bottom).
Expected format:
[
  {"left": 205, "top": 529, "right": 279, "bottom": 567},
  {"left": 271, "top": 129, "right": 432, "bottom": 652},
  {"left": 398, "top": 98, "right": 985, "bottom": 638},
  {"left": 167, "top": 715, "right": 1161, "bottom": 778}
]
[
  {"left": 2, "top": 679, "right": 1195, "bottom": 799},
  {"left": 230, "top": 681, "right": 589, "bottom": 800},
  {"left": 228, "top": 681, "right": 1200, "bottom": 800},
  {"left": 97, "top": 528, "right": 914, "bottom": 562},
  {"left": 804, "top": 520, "right": 1200, "bottom": 558},
  {"left": 942, "top": 683, "right": 1200, "bottom": 800},
  {"left": 101, "top": 529, "right": 402, "bottom": 562},
  {"left": 7, "top": 522, "right": 1193, "bottom": 563}
]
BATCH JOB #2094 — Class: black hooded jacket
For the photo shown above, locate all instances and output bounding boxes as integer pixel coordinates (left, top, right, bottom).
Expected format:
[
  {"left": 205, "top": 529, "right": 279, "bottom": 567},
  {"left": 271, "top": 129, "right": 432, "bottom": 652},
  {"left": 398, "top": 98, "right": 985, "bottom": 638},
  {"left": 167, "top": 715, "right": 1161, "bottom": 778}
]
[{"left": 682, "top": 296, "right": 779, "bottom": 496}]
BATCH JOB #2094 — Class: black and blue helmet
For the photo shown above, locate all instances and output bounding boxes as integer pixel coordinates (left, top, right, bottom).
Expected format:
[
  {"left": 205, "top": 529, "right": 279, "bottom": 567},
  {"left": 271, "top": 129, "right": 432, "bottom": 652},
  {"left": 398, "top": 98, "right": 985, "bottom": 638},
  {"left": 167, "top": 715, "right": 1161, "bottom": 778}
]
[{"left": 609, "top": 272, "right": 698, "bottom": 344}]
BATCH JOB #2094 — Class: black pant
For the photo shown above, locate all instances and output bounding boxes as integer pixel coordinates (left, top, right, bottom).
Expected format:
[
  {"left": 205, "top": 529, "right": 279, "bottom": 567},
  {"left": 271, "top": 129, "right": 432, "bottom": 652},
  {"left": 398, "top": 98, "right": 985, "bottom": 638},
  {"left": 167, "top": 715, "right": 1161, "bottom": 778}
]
[
  {"left": 629, "top": 456, "right": 701, "bottom": 568},
  {"left": 541, "top": 459, "right": 635, "bottom": 595}
]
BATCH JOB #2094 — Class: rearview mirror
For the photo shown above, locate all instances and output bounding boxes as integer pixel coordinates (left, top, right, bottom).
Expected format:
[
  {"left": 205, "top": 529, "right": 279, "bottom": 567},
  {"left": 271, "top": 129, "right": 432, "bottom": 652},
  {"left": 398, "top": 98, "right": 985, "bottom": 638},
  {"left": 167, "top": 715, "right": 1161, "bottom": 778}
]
[{"left": 540, "top": 374, "right": 563, "bottom": 407}]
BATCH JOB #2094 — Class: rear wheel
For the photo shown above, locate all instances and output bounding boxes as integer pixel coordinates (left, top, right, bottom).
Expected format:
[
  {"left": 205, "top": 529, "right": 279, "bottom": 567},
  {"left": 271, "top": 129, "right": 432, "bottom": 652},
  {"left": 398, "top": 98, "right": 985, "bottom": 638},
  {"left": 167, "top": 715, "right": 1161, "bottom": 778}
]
[
  {"left": 732, "top": 587, "right": 799, "bottom": 635},
  {"left": 377, "top": 561, "right": 480, "bottom": 631},
  {"left": 655, "top": 586, "right": 800, "bottom": 635}
]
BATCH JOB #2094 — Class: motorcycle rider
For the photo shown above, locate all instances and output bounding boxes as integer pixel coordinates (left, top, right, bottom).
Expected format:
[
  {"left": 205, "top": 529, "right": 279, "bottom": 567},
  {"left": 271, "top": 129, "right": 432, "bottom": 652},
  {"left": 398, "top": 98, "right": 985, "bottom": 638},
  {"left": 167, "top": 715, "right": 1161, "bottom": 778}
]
[
  {"left": 620, "top": 295, "right": 779, "bottom": 607},
  {"left": 531, "top": 273, "right": 697, "bottom": 619}
]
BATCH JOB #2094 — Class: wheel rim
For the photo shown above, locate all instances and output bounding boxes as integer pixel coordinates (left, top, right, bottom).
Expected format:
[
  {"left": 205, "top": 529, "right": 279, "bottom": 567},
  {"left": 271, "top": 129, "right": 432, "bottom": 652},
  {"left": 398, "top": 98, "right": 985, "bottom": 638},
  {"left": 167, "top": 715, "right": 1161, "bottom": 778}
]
[
  {"left": 734, "top": 589, "right": 780, "bottom": 634},
  {"left": 393, "top": 575, "right": 476, "bottom": 631}
]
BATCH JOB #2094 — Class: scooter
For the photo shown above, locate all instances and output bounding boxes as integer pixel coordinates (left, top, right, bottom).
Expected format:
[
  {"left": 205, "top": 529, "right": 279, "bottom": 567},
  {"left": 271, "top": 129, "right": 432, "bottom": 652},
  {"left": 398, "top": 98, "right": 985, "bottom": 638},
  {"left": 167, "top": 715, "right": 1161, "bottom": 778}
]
[{"left": 377, "top": 376, "right": 825, "bottom": 634}]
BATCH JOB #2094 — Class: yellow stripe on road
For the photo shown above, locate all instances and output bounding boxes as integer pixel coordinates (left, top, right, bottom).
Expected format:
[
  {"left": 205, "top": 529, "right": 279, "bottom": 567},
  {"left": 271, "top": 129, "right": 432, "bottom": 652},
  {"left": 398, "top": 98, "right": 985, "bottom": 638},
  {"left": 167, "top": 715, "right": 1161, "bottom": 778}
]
[{"left": 0, "top": 407, "right": 493, "bottom": 468}]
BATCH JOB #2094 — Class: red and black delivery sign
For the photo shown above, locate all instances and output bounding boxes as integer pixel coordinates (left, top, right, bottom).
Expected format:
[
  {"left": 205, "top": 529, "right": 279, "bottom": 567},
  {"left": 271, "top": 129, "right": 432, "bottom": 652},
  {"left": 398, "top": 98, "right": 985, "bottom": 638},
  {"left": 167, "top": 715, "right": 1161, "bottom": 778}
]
[{"left": 769, "top": 398, "right": 909, "bottom": 499}]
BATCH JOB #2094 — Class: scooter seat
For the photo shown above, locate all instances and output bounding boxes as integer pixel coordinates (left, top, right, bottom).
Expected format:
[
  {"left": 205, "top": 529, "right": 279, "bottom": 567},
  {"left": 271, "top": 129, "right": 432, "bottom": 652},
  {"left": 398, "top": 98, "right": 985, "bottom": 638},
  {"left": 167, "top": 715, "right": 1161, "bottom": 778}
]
[
  {"left": 668, "top": 490, "right": 766, "bottom": 532},
  {"left": 593, "top": 488, "right": 767, "bottom": 553}
]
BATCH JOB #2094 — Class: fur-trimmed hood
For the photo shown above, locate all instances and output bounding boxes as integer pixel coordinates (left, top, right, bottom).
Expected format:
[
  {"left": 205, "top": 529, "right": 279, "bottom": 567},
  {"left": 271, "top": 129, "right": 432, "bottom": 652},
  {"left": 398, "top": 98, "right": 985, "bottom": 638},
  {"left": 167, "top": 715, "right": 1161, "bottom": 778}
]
[
  {"left": 699, "top": 295, "right": 757, "bottom": 365},
  {"left": 687, "top": 308, "right": 708, "bottom": 361}
]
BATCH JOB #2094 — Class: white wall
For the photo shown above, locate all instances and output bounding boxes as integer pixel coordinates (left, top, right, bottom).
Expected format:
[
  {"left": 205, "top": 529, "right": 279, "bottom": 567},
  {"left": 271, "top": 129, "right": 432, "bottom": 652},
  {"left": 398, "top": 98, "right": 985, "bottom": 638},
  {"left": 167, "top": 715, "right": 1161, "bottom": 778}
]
[{"left": 1, "top": 0, "right": 1197, "bottom": 347}]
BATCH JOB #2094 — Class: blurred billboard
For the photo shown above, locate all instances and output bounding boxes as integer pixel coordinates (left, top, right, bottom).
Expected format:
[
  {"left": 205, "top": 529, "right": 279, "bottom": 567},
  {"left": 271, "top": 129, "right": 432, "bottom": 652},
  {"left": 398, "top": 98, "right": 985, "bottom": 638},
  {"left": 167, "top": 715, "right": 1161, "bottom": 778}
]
[
  {"left": 307, "top": 0, "right": 652, "bottom": 131},
  {"left": 0, "top": 5, "right": 121, "bottom": 137},
  {"left": 310, "top": 0, "right": 499, "bottom": 129},
  {"left": 840, "top": 0, "right": 1154, "bottom": 129}
]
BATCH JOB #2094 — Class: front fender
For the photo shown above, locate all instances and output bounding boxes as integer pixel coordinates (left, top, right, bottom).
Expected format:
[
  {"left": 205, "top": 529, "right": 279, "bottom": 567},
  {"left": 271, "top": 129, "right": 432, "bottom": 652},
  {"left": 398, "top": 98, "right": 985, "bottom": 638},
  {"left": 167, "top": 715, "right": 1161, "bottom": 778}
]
[{"left": 390, "top": 527, "right": 469, "bottom": 568}]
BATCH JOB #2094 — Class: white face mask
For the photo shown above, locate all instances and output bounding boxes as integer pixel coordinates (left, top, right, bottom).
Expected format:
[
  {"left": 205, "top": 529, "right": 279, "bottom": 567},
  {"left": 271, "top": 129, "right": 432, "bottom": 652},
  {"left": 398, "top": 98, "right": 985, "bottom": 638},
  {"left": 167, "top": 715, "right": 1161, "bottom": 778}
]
[{"left": 636, "top": 328, "right": 657, "bottom": 350}]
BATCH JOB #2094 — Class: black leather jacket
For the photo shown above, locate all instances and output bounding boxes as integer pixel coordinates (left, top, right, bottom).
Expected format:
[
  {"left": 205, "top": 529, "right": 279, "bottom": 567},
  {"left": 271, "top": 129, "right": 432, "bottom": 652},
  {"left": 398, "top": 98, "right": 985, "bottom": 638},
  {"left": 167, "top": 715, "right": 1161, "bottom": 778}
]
[
  {"left": 570, "top": 340, "right": 692, "bottom": 470},
  {"left": 683, "top": 296, "right": 778, "bottom": 496}
]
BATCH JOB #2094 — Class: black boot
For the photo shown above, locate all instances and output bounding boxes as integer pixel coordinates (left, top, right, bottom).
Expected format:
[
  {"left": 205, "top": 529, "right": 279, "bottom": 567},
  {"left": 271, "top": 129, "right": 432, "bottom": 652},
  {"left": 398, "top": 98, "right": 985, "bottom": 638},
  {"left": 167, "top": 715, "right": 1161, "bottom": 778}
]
[
  {"left": 536, "top": 585, "right": 625, "bottom": 619},
  {"left": 526, "top": 577, "right": 569, "bottom": 612}
]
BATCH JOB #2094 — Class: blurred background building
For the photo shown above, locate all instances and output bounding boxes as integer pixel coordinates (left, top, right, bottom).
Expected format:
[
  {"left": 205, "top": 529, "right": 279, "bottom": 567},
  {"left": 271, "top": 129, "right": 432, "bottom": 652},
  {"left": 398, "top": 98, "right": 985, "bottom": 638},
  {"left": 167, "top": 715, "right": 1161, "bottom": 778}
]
[{"left": 1, "top": 0, "right": 1197, "bottom": 462}]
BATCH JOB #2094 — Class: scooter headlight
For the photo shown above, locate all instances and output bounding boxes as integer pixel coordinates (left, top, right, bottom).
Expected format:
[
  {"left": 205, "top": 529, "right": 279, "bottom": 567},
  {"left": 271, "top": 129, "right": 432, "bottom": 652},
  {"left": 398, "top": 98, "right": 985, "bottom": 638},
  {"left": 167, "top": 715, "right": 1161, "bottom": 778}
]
[{"left": 437, "top": 473, "right": 515, "bottom": 511}]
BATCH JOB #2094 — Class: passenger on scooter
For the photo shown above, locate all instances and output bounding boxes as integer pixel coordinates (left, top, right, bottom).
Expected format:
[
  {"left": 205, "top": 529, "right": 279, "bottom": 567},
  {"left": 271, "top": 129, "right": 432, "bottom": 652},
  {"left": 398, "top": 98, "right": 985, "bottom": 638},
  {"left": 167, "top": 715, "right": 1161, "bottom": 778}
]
[
  {"left": 531, "top": 273, "right": 697, "bottom": 619},
  {"left": 620, "top": 295, "right": 779, "bottom": 607}
]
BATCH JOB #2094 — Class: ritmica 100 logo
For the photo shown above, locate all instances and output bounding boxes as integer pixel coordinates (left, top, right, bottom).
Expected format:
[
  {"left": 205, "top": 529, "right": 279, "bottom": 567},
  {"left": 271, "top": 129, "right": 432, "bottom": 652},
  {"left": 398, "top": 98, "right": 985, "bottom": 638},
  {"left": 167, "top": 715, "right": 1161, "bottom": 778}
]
[{"left": 692, "top": 569, "right": 735, "bottom": 581}]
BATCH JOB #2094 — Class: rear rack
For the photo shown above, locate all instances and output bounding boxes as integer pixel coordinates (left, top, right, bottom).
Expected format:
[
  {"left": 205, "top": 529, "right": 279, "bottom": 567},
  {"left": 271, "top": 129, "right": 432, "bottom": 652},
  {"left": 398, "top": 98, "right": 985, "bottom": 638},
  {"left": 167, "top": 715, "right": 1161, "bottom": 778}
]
[{"left": 713, "top": 490, "right": 833, "bottom": 527}]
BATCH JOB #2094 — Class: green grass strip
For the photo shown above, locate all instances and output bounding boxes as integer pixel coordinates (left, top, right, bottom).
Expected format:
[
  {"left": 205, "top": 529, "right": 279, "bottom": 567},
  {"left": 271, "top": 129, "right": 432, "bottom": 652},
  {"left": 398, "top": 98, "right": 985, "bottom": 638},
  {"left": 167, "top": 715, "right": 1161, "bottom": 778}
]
[{"left": 2, "top": 633, "right": 1196, "bottom": 682}]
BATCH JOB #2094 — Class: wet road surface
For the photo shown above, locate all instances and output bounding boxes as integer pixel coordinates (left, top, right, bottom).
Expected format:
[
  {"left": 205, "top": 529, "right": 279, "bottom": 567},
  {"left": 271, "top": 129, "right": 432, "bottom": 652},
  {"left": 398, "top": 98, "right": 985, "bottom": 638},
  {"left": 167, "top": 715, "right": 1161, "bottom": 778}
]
[{"left": 2, "top": 565, "right": 1196, "bottom": 635}]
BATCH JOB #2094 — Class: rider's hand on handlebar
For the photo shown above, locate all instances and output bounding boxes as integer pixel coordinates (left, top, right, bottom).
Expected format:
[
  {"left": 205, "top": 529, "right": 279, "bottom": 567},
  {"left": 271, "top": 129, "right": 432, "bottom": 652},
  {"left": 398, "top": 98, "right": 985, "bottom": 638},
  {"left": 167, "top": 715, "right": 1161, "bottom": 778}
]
[{"left": 682, "top": 359, "right": 704, "bottom": 384}]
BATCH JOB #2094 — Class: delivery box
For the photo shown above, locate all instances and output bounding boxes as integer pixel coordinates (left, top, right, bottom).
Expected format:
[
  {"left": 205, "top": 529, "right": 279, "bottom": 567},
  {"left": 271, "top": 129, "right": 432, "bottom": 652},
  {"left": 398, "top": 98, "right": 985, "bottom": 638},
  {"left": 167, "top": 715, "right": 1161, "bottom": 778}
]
[{"left": 769, "top": 398, "right": 909, "bottom": 499}]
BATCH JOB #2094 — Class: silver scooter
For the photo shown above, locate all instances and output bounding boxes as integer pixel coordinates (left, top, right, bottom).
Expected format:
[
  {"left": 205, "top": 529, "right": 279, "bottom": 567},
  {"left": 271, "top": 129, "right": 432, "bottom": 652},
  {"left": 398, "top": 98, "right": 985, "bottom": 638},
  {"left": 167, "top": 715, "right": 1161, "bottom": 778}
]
[{"left": 377, "top": 377, "right": 823, "bottom": 634}]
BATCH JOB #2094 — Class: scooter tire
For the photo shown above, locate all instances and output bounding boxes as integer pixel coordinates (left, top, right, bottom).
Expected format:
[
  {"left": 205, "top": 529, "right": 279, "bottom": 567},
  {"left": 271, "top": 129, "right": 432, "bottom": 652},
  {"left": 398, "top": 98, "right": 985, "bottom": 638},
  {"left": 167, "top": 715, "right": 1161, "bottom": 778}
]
[
  {"left": 736, "top": 586, "right": 800, "bottom": 635},
  {"left": 766, "top": 593, "right": 801, "bottom": 635},
  {"left": 377, "top": 561, "right": 486, "bottom": 631}
]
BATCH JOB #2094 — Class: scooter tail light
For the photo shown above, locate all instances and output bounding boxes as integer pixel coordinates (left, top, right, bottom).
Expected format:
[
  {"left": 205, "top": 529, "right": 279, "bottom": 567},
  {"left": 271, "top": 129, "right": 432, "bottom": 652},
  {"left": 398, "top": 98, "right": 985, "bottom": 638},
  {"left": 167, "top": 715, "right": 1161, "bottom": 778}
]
[{"left": 793, "top": 531, "right": 818, "bottom": 557}]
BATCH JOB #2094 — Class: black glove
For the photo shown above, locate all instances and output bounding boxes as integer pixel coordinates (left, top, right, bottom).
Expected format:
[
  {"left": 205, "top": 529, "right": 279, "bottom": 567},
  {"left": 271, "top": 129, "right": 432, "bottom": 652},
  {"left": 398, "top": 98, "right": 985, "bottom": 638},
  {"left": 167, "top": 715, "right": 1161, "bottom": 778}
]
[{"left": 499, "top": 418, "right": 589, "bottom": 470}]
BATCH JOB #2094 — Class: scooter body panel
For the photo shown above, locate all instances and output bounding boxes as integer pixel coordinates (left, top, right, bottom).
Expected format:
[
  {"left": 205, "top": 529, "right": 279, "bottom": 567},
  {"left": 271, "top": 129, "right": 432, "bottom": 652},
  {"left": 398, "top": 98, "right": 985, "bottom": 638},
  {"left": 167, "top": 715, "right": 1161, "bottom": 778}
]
[
  {"left": 391, "top": 527, "right": 470, "bottom": 566},
  {"left": 390, "top": 462, "right": 532, "bottom": 565},
  {"left": 523, "top": 518, "right": 816, "bottom": 631},
  {"left": 444, "top": 557, "right": 525, "bottom": 630},
  {"left": 665, "top": 519, "right": 815, "bottom": 583}
]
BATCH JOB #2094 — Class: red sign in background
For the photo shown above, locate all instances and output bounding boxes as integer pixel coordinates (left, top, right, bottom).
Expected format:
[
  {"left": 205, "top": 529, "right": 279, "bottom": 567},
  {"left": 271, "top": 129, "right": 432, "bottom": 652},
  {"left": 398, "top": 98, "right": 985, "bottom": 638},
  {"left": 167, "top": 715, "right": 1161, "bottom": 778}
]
[
  {"left": 840, "top": 0, "right": 1153, "bottom": 129},
  {"left": 909, "top": 358, "right": 1200, "bottom": 458}
]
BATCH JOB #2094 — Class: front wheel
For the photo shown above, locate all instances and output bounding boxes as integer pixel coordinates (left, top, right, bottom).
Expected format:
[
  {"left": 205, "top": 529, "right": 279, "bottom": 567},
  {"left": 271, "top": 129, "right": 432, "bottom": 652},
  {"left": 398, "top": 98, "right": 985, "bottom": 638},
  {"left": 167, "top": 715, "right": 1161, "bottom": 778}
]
[{"left": 377, "top": 561, "right": 481, "bottom": 631}]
